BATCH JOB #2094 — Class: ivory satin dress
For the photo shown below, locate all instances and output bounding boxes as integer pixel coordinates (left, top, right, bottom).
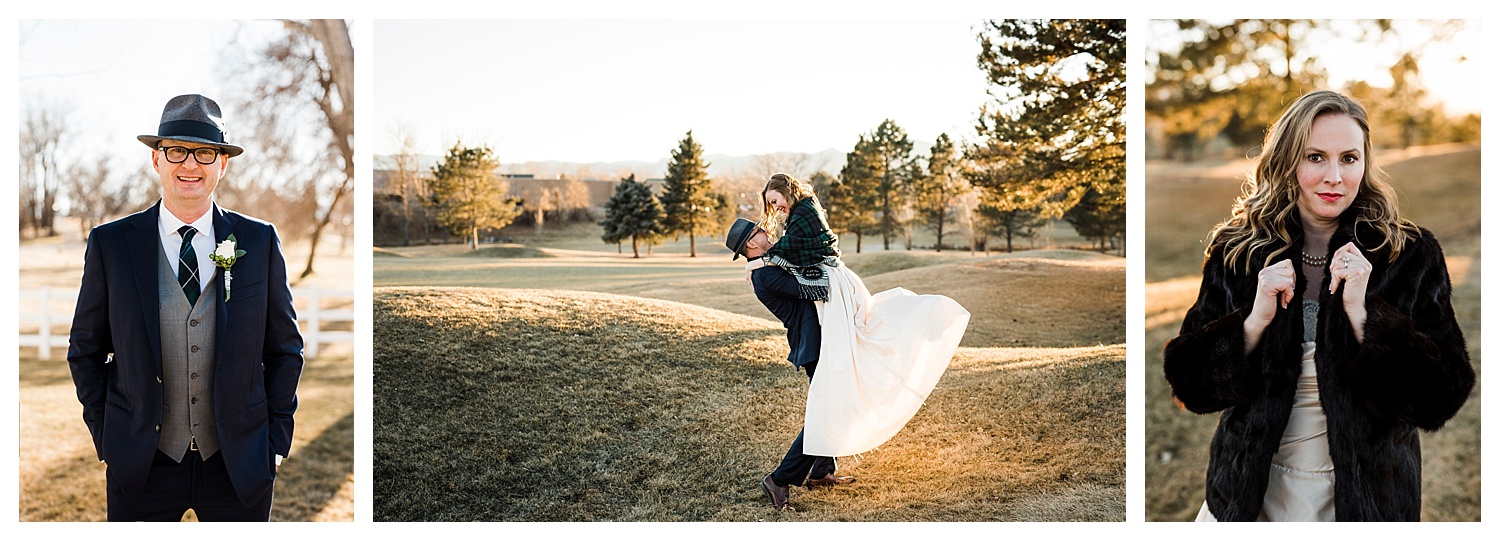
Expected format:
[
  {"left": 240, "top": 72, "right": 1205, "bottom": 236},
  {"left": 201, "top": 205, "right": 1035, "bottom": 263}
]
[
  {"left": 1197, "top": 299, "right": 1337, "bottom": 522},
  {"left": 801, "top": 262, "right": 970, "bottom": 457}
]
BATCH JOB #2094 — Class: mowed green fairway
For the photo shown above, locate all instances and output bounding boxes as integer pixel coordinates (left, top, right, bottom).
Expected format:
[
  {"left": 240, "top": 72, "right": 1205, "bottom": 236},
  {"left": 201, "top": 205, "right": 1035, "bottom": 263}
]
[
  {"left": 1144, "top": 145, "right": 1482, "bottom": 521},
  {"left": 374, "top": 232, "right": 1126, "bottom": 520}
]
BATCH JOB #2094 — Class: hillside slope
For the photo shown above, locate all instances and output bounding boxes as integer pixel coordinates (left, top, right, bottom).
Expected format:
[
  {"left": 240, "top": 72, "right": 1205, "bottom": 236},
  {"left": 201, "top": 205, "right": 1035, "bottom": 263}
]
[
  {"left": 600, "top": 252, "right": 1125, "bottom": 348},
  {"left": 373, "top": 288, "right": 1124, "bottom": 521}
]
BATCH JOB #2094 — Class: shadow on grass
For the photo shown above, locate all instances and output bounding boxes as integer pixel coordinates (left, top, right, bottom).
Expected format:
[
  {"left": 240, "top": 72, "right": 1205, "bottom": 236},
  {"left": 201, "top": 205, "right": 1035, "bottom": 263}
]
[
  {"left": 372, "top": 288, "right": 1124, "bottom": 521},
  {"left": 20, "top": 414, "right": 356, "bottom": 522},
  {"left": 21, "top": 353, "right": 354, "bottom": 522},
  {"left": 273, "top": 411, "right": 355, "bottom": 522}
]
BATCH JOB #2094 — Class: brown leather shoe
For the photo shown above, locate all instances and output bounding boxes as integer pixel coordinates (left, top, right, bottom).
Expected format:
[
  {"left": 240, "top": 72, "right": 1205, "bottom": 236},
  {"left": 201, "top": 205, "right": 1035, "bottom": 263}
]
[
  {"left": 761, "top": 474, "right": 795, "bottom": 512},
  {"left": 806, "top": 473, "right": 856, "bottom": 488}
]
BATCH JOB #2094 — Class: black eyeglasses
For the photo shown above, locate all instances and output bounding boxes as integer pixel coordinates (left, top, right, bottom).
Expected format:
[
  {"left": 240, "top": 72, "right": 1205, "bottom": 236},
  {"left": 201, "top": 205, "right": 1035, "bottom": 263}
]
[{"left": 159, "top": 146, "right": 222, "bottom": 165}]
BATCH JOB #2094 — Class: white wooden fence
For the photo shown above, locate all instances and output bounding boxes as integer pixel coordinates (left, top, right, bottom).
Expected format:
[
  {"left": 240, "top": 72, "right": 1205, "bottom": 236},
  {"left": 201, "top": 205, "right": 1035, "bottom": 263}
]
[{"left": 18, "top": 286, "right": 354, "bottom": 360}]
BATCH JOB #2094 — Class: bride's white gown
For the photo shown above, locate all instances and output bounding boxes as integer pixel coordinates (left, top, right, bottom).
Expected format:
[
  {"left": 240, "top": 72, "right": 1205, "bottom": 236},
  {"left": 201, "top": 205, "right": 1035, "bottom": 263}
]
[{"left": 803, "top": 263, "right": 970, "bottom": 457}]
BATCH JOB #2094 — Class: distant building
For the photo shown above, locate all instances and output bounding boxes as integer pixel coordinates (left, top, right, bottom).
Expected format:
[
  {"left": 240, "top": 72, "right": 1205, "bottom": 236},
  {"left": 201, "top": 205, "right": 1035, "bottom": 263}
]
[{"left": 372, "top": 156, "right": 665, "bottom": 211}]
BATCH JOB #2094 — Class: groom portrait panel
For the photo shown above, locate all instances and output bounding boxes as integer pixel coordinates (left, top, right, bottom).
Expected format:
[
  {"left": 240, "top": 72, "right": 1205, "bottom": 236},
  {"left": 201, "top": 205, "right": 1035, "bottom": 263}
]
[{"left": 67, "top": 93, "right": 304, "bottom": 521}]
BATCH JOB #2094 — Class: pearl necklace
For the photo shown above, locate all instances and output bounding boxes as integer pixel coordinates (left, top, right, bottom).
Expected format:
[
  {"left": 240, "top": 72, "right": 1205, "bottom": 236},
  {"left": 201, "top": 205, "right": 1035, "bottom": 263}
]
[{"left": 1300, "top": 251, "right": 1328, "bottom": 266}]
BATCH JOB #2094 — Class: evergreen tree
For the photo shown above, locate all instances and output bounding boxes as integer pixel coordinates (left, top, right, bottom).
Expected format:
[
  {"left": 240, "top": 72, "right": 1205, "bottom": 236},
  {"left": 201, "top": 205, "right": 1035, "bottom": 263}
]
[
  {"left": 1064, "top": 184, "right": 1125, "bottom": 252},
  {"left": 828, "top": 136, "right": 880, "bottom": 253},
  {"left": 808, "top": 170, "right": 835, "bottom": 209},
  {"left": 600, "top": 174, "right": 665, "bottom": 258},
  {"left": 427, "top": 143, "right": 519, "bottom": 249},
  {"left": 865, "top": 120, "right": 916, "bottom": 250},
  {"left": 912, "top": 133, "right": 968, "bottom": 251},
  {"left": 657, "top": 131, "right": 717, "bottom": 257},
  {"left": 1146, "top": 19, "right": 1332, "bottom": 158},
  {"left": 976, "top": 189, "right": 1047, "bottom": 253},
  {"left": 971, "top": 19, "right": 1125, "bottom": 252}
]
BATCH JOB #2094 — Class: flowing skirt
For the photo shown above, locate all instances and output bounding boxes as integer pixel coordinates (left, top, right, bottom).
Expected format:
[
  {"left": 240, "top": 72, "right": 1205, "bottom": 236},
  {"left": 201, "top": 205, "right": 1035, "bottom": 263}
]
[{"left": 803, "top": 263, "right": 970, "bottom": 457}]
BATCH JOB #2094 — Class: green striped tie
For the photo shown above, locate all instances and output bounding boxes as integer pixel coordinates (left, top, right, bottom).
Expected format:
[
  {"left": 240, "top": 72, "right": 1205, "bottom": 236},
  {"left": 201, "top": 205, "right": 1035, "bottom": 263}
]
[{"left": 178, "top": 225, "right": 201, "bottom": 307}]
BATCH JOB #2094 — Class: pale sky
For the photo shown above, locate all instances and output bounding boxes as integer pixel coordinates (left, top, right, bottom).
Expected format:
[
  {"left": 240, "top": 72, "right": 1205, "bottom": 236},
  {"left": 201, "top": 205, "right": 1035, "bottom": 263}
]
[
  {"left": 373, "top": 19, "right": 994, "bottom": 162},
  {"left": 18, "top": 20, "right": 297, "bottom": 168}
]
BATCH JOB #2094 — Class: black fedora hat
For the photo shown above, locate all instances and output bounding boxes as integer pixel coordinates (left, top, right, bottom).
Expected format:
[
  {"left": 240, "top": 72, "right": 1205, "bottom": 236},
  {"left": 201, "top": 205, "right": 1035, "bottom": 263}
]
[
  {"left": 137, "top": 94, "right": 245, "bottom": 157},
  {"left": 725, "top": 217, "right": 760, "bottom": 261}
]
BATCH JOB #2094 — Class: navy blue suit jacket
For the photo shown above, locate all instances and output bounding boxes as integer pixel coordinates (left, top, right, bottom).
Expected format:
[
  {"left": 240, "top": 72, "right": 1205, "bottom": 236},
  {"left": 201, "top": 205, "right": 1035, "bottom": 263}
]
[
  {"left": 67, "top": 201, "right": 304, "bottom": 507},
  {"left": 751, "top": 263, "right": 821, "bottom": 368}
]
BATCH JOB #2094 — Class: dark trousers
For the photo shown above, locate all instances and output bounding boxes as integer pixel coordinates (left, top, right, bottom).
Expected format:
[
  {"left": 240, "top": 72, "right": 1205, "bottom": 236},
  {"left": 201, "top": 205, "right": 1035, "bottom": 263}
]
[
  {"left": 107, "top": 450, "right": 272, "bottom": 521},
  {"left": 771, "top": 362, "right": 837, "bottom": 487}
]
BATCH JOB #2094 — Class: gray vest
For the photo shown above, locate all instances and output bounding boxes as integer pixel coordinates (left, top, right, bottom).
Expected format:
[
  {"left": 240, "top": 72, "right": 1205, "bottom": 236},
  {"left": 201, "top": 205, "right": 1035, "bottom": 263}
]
[{"left": 156, "top": 242, "right": 221, "bottom": 461}]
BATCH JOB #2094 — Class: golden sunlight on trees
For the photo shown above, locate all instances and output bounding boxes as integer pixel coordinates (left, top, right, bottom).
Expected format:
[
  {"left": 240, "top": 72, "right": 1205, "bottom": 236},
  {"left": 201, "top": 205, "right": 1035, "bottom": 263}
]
[
  {"left": 829, "top": 120, "right": 916, "bottom": 253},
  {"left": 1147, "top": 19, "right": 1479, "bottom": 161},
  {"left": 969, "top": 19, "right": 1126, "bottom": 253},
  {"left": 911, "top": 134, "right": 968, "bottom": 252},
  {"left": 828, "top": 136, "right": 878, "bottom": 253},
  {"left": 428, "top": 143, "right": 520, "bottom": 249},
  {"left": 657, "top": 131, "right": 717, "bottom": 257}
]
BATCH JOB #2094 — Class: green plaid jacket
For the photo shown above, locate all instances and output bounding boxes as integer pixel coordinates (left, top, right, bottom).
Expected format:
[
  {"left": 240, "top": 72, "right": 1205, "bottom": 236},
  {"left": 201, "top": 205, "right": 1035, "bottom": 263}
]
[{"left": 767, "top": 197, "right": 840, "bottom": 268}]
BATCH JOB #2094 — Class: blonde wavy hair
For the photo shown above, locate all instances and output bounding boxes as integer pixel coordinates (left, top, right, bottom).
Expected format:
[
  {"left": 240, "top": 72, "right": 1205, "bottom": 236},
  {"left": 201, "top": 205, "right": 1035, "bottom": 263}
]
[{"left": 1208, "top": 90, "right": 1417, "bottom": 272}]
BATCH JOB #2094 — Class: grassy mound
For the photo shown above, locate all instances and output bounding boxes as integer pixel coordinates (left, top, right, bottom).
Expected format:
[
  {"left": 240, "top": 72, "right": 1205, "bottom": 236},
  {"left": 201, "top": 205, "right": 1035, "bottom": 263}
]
[
  {"left": 841, "top": 249, "right": 1115, "bottom": 278},
  {"left": 842, "top": 251, "right": 992, "bottom": 277},
  {"left": 455, "top": 245, "right": 553, "bottom": 258},
  {"left": 373, "top": 287, "right": 1123, "bottom": 521},
  {"left": 593, "top": 254, "right": 1124, "bottom": 349},
  {"left": 864, "top": 257, "right": 1124, "bottom": 348},
  {"left": 988, "top": 249, "right": 1121, "bottom": 262}
]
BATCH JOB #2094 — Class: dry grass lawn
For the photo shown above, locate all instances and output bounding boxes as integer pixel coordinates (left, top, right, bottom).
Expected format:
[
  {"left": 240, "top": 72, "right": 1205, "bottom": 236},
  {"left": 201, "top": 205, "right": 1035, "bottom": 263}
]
[
  {"left": 863, "top": 258, "right": 1123, "bottom": 348},
  {"left": 19, "top": 347, "right": 355, "bottom": 522},
  {"left": 373, "top": 288, "right": 1123, "bottom": 521},
  {"left": 373, "top": 214, "right": 1125, "bottom": 521},
  {"left": 376, "top": 240, "right": 1124, "bottom": 350},
  {"left": 1143, "top": 145, "right": 1481, "bottom": 521}
]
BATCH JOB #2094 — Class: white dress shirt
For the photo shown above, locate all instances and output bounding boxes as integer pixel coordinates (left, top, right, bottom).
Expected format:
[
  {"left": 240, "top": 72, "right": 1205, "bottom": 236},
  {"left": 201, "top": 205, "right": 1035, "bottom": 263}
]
[{"left": 158, "top": 205, "right": 216, "bottom": 295}]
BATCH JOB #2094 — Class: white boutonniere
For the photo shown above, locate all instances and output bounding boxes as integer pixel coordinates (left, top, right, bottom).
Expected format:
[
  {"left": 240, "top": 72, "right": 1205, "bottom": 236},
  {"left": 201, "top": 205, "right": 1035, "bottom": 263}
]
[{"left": 209, "top": 235, "right": 247, "bottom": 301}]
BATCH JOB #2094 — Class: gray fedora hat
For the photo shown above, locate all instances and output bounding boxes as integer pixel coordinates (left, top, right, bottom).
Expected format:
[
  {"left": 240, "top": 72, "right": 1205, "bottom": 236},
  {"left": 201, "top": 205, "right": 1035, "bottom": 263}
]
[
  {"left": 137, "top": 94, "right": 245, "bottom": 157},
  {"left": 725, "top": 217, "right": 759, "bottom": 261}
]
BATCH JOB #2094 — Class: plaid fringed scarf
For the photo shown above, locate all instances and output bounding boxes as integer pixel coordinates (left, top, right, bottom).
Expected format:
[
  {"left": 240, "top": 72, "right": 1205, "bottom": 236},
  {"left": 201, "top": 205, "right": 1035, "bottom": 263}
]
[
  {"left": 766, "top": 254, "right": 840, "bottom": 301},
  {"left": 765, "top": 197, "right": 841, "bottom": 301}
]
